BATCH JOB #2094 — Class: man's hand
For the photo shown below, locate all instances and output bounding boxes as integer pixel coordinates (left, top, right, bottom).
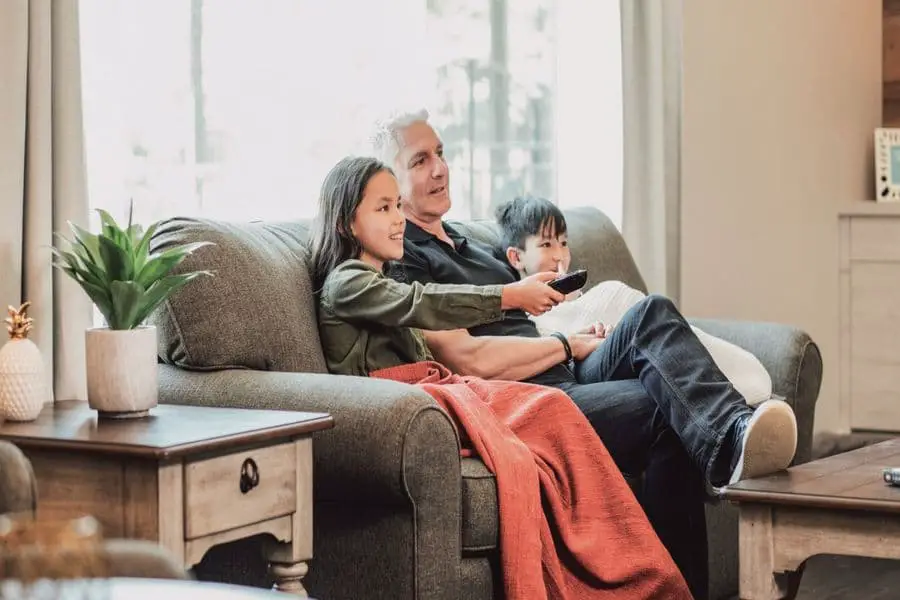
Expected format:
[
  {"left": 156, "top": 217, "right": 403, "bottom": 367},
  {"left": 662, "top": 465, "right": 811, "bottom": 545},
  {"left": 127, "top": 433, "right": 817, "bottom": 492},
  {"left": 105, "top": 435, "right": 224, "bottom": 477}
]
[
  {"left": 501, "top": 272, "right": 565, "bottom": 315},
  {"left": 567, "top": 333, "right": 603, "bottom": 360}
]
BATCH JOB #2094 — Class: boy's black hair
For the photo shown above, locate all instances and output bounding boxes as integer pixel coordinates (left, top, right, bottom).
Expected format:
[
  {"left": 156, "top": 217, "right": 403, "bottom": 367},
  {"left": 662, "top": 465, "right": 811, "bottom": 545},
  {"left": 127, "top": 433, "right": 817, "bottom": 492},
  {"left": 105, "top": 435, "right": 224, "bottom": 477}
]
[{"left": 494, "top": 195, "right": 568, "bottom": 250}]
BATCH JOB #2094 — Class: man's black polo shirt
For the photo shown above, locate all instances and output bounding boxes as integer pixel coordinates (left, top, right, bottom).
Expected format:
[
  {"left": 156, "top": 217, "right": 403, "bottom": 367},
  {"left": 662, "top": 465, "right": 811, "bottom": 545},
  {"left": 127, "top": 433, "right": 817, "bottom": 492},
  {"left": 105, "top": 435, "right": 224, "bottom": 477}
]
[{"left": 386, "top": 220, "right": 541, "bottom": 340}]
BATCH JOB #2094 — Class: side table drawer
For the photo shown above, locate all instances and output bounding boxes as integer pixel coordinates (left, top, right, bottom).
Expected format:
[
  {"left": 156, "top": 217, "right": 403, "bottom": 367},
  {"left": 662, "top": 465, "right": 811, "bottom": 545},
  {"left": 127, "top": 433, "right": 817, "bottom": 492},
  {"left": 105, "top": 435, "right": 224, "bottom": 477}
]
[{"left": 184, "top": 441, "right": 297, "bottom": 539}]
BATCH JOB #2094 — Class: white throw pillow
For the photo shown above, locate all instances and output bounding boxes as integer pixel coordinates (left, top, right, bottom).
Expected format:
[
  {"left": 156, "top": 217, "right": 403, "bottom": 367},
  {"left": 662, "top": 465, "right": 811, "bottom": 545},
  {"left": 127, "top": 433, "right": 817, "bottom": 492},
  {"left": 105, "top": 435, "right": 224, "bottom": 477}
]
[{"left": 532, "top": 280, "right": 773, "bottom": 407}]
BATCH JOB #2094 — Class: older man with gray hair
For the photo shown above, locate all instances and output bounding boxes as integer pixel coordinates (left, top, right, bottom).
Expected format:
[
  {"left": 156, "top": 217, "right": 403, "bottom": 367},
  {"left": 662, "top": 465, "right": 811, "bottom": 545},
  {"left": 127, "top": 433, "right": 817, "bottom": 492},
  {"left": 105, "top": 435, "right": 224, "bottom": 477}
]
[{"left": 370, "top": 108, "right": 797, "bottom": 600}]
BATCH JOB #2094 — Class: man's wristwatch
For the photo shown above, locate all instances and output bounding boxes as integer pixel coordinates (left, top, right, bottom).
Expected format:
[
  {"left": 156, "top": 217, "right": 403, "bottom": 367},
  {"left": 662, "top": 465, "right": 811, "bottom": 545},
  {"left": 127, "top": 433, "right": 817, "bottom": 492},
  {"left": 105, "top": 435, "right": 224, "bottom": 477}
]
[{"left": 550, "top": 331, "right": 573, "bottom": 363}]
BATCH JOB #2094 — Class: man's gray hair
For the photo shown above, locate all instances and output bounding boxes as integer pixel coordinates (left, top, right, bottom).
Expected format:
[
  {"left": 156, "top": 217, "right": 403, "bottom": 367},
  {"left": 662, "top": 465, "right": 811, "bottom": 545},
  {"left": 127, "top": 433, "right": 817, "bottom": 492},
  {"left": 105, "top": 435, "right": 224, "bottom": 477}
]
[{"left": 369, "top": 108, "right": 431, "bottom": 167}]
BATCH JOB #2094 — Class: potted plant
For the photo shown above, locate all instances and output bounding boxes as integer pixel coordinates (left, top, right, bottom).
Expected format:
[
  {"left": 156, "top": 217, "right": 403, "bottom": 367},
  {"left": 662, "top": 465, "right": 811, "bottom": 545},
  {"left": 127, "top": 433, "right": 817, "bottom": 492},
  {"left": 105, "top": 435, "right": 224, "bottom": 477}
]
[{"left": 51, "top": 205, "right": 211, "bottom": 418}]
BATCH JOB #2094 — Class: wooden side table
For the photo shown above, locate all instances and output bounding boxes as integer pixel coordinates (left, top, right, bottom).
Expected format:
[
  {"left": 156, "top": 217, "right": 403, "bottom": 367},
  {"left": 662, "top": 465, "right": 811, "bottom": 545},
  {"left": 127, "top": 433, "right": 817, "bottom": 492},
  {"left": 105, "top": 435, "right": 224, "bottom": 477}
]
[{"left": 0, "top": 401, "right": 333, "bottom": 596}]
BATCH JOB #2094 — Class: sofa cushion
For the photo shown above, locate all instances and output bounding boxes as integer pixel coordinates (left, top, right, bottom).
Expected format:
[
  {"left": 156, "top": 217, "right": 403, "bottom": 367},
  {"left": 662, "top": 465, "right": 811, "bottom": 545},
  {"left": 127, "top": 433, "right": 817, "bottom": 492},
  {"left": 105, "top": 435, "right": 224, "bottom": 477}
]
[
  {"left": 150, "top": 218, "right": 327, "bottom": 374},
  {"left": 461, "top": 458, "right": 498, "bottom": 552}
]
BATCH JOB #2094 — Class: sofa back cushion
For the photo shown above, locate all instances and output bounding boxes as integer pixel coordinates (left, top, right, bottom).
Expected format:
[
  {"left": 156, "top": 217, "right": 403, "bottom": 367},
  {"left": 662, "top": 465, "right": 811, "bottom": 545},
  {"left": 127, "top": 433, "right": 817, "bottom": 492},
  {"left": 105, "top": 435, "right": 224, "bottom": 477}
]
[
  {"left": 451, "top": 206, "right": 647, "bottom": 293},
  {"left": 151, "top": 207, "right": 644, "bottom": 373},
  {"left": 150, "top": 217, "right": 328, "bottom": 373}
]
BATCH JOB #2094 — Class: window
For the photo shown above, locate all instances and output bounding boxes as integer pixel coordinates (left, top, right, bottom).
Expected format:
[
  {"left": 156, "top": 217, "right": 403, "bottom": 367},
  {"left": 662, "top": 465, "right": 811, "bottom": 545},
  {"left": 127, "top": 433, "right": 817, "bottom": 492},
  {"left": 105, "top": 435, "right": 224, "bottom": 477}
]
[{"left": 79, "top": 1, "right": 622, "bottom": 228}]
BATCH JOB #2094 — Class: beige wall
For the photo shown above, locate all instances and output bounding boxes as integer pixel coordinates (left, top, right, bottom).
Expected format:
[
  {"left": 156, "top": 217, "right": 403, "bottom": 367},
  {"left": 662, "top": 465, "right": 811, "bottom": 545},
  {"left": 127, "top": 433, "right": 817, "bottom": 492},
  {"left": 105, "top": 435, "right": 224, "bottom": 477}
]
[{"left": 681, "top": 0, "right": 882, "bottom": 433}]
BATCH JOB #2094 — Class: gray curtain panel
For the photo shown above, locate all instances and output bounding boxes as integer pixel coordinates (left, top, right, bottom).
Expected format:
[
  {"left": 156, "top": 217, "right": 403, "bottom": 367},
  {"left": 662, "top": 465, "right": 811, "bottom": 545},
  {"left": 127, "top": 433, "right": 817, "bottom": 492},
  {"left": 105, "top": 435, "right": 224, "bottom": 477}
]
[
  {"left": 0, "top": 0, "right": 92, "bottom": 402},
  {"left": 620, "top": 0, "right": 683, "bottom": 303}
]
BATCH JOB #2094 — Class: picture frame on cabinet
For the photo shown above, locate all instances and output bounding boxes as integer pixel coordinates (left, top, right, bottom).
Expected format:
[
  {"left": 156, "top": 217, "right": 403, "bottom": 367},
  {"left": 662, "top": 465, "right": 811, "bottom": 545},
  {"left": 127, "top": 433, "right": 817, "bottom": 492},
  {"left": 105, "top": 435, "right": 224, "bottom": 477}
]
[{"left": 875, "top": 128, "right": 900, "bottom": 202}]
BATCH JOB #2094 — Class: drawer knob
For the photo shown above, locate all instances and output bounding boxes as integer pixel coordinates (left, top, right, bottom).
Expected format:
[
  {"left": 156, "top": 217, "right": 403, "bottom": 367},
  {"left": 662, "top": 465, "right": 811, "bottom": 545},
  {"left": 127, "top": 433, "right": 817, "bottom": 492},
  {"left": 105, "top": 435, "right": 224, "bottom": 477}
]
[{"left": 239, "top": 458, "right": 260, "bottom": 494}]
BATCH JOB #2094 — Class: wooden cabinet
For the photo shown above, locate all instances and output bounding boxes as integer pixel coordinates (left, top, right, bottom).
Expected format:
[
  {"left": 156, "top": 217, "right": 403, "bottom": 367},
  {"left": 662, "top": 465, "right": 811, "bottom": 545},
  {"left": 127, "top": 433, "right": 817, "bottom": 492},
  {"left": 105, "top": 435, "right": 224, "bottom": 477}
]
[
  {"left": 0, "top": 401, "right": 333, "bottom": 596},
  {"left": 840, "top": 202, "right": 900, "bottom": 431}
]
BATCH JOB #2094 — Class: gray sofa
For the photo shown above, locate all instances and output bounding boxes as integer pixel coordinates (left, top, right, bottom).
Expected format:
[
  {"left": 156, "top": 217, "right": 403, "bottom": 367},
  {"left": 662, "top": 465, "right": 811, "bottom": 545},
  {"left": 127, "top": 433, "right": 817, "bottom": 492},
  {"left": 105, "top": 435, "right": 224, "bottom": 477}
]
[{"left": 151, "top": 207, "right": 823, "bottom": 600}]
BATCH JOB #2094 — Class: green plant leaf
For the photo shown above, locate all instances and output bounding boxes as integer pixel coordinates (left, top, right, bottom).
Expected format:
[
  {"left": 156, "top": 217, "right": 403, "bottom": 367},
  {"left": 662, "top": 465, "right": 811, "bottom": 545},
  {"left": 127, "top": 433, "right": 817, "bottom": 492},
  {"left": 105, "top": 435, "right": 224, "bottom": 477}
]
[
  {"left": 109, "top": 280, "right": 146, "bottom": 329},
  {"left": 96, "top": 208, "right": 134, "bottom": 257},
  {"left": 56, "top": 263, "right": 114, "bottom": 323},
  {"left": 62, "top": 246, "right": 111, "bottom": 290},
  {"left": 68, "top": 223, "right": 102, "bottom": 266},
  {"left": 80, "top": 255, "right": 110, "bottom": 288},
  {"left": 127, "top": 223, "right": 144, "bottom": 255},
  {"left": 58, "top": 234, "right": 93, "bottom": 268},
  {"left": 50, "top": 246, "right": 83, "bottom": 272},
  {"left": 124, "top": 200, "right": 142, "bottom": 252},
  {"left": 96, "top": 208, "right": 121, "bottom": 230},
  {"left": 98, "top": 235, "right": 134, "bottom": 282},
  {"left": 58, "top": 221, "right": 118, "bottom": 290},
  {"left": 132, "top": 271, "right": 212, "bottom": 326},
  {"left": 50, "top": 248, "right": 106, "bottom": 289},
  {"left": 132, "top": 221, "right": 158, "bottom": 274},
  {"left": 135, "top": 242, "right": 212, "bottom": 288}
]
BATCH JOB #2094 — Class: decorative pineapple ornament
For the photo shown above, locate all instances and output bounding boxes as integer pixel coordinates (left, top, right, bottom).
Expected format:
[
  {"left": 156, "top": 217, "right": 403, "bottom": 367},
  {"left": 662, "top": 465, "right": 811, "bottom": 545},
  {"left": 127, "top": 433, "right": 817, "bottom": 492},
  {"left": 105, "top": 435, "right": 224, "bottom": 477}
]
[{"left": 0, "top": 302, "right": 48, "bottom": 421}]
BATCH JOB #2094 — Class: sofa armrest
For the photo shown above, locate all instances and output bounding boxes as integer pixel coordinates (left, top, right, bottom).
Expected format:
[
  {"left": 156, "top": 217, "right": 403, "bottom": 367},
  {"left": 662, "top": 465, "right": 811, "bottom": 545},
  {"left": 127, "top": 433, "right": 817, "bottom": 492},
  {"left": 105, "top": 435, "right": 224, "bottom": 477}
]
[
  {"left": 158, "top": 364, "right": 462, "bottom": 505},
  {"left": 0, "top": 441, "right": 37, "bottom": 516},
  {"left": 688, "top": 319, "right": 823, "bottom": 465}
]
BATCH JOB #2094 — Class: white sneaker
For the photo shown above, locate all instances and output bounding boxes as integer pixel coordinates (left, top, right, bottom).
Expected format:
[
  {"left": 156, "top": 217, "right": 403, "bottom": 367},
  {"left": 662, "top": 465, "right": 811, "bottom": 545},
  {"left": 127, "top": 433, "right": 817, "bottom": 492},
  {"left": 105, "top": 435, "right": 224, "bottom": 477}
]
[{"left": 728, "top": 399, "right": 798, "bottom": 485}]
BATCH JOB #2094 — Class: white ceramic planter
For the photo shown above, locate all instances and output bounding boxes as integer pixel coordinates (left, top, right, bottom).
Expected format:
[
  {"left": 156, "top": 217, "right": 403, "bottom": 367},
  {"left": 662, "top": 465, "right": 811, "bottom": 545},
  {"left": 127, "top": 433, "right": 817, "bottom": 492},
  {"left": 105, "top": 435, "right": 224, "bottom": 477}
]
[{"left": 85, "top": 326, "right": 158, "bottom": 419}]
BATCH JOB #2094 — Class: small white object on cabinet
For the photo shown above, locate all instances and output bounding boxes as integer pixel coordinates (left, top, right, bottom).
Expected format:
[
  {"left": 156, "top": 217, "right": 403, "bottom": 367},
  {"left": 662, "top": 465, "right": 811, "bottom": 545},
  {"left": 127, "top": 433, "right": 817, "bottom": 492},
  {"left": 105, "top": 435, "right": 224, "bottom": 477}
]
[{"left": 0, "top": 302, "right": 48, "bottom": 421}]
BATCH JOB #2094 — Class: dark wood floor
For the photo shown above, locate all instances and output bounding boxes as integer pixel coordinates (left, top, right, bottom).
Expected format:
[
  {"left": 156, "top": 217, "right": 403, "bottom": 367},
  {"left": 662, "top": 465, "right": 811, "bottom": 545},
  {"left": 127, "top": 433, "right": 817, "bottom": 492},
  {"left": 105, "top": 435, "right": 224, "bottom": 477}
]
[
  {"left": 725, "top": 554, "right": 900, "bottom": 599},
  {"left": 790, "top": 555, "right": 900, "bottom": 599},
  {"left": 725, "top": 432, "right": 900, "bottom": 599}
]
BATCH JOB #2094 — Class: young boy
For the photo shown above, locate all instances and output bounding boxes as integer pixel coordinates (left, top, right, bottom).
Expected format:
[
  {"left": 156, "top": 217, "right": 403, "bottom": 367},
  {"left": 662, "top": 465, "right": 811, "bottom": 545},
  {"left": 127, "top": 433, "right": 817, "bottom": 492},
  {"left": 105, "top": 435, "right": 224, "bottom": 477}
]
[{"left": 495, "top": 195, "right": 774, "bottom": 407}]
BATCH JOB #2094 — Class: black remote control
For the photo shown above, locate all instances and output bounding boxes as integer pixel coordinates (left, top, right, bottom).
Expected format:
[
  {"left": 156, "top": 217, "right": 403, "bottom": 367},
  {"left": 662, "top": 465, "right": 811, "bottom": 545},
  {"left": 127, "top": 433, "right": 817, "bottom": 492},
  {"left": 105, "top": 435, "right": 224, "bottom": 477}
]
[{"left": 548, "top": 269, "right": 588, "bottom": 295}]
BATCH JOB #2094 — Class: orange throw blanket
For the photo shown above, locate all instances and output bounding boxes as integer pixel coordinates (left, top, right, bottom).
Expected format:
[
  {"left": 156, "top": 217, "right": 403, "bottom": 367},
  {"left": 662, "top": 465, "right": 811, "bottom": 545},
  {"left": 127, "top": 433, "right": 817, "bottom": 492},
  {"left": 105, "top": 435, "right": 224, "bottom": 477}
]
[{"left": 370, "top": 361, "right": 692, "bottom": 600}]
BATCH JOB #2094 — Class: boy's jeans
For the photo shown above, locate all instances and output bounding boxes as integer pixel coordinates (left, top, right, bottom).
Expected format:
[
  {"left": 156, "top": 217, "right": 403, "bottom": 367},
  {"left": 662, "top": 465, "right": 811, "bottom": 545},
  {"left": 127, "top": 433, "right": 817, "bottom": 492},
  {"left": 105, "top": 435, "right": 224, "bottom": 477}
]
[{"left": 529, "top": 294, "right": 753, "bottom": 600}]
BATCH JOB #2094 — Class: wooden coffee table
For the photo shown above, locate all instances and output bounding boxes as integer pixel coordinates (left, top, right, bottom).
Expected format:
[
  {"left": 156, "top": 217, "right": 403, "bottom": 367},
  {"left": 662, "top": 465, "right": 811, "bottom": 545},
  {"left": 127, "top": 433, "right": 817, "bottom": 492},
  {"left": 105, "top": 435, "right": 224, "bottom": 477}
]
[
  {"left": 723, "top": 438, "right": 900, "bottom": 600},
  {"left": 0, "top": 400, "right": 333, "bottom": 596}
]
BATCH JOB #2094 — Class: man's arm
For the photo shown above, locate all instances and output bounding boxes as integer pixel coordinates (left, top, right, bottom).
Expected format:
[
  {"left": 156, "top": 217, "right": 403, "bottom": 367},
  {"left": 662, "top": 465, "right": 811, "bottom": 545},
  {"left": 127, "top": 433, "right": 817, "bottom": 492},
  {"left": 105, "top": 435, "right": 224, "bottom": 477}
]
[{"left": 423, "top": 329, "right": 567, "bottom": 381}]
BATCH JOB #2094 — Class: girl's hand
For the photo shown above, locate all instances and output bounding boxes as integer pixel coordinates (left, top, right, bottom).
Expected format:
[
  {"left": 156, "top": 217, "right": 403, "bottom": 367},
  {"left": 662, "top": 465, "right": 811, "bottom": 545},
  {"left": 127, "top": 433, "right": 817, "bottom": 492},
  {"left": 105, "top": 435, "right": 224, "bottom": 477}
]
[
  {"left": 501, "top": 272, "right": 565, "bottom": 315},
  {"left": 578, "top": 321, "right": 613, "bottom": 339}
]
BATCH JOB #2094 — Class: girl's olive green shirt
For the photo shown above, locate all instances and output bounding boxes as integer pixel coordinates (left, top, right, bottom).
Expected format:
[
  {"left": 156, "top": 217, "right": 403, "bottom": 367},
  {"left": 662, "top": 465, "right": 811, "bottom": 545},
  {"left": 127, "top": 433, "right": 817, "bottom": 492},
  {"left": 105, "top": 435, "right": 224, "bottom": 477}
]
[{"left": 317, "top": 259, "right": 505, "bottom": 377}]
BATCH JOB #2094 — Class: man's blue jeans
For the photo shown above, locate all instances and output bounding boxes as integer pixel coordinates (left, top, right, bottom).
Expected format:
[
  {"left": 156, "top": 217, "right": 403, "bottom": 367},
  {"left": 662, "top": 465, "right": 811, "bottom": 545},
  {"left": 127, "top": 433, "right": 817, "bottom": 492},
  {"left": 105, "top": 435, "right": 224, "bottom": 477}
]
[{"left": 528, "top": 294, "right": 753, "bottom": 600}]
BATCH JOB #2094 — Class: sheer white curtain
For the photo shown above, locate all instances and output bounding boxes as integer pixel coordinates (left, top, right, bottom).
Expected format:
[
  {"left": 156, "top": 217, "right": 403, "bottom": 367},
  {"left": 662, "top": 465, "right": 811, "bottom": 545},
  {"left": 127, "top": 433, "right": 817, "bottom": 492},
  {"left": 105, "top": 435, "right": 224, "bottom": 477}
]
[
  {"left": 555, "top": 2, "right": 623, "bottom": 228},
  {"left": 621, "top": 0, "right": 682, "bottom": 300},
  {"left": 79, "top": 0, "right": 438, "bottom": 227},
  {"left": 79, "top": 0, "right": 564, "bottom": 227},
  {"left": 558, "top": 0, "right": 682, "bottom": 301}
]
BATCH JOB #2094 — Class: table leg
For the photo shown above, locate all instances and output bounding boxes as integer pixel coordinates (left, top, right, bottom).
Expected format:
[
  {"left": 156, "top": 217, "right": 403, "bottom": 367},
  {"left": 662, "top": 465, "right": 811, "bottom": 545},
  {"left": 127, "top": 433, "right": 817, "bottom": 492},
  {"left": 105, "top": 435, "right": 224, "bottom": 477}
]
[
  {"left": 267, "top": 438, "right": 313, "bottom": 596},
  {"left": 739, "top": 505, "right": 804, "bottom": 600},
  {"left": 269, "top": 556, "right": 309, "bottom": 596}
]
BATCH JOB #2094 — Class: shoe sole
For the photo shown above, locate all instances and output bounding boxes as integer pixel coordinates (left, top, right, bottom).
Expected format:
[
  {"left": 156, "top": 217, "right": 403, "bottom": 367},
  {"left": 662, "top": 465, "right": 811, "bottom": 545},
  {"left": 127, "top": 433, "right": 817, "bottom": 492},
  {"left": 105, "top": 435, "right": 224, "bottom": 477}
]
[{"left": 729, "top": 399, "right": 798, "bottom": 485}]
